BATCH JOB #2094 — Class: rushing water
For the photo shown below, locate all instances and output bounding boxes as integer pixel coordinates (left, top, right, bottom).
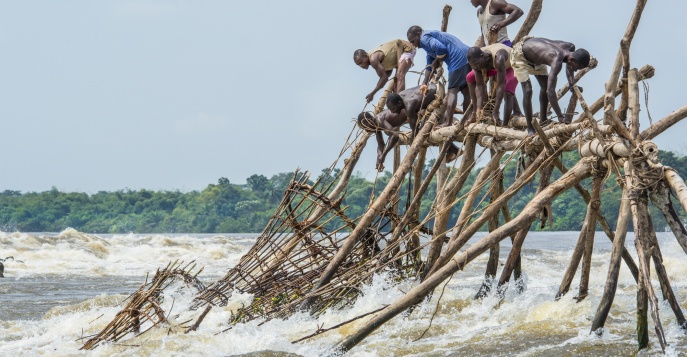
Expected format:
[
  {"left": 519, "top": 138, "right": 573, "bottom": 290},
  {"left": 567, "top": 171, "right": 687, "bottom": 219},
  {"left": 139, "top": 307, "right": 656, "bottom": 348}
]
[{"left": 1, "top": 228, "right": 686, "bottom": 356}]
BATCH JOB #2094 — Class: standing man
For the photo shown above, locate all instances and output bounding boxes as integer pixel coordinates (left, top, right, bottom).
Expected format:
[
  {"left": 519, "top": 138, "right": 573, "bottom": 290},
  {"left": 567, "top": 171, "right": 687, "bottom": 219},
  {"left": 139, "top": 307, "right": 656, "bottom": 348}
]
[
  {"left": 354, "top": 39, "right": 416, "bottom": 103},
  {"left": 407, "top": 26, "right": 471, "bottom": 126},
  {"left": 471, "top": 0, "right": 524, "bottom": 47},
  {"left": 510, "top": 37, "right": 591, "bottom": 135},
  {"left": 466, "top": 44, "right": 518, "bottom": 127}
]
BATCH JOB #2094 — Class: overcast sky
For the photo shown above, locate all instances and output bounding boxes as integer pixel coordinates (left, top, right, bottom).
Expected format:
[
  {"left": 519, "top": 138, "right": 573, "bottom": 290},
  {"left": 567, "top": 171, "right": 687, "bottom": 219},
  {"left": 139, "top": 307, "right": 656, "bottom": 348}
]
[{"left": 1, "top": 1, "right": 684, "bottom": 193}]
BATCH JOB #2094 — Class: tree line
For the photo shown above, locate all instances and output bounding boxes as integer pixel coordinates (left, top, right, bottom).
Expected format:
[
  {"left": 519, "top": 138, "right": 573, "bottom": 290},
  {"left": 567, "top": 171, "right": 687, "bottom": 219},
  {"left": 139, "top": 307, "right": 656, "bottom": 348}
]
[{"left": 1, "top": 150, "right": 685, "bottom": 234}]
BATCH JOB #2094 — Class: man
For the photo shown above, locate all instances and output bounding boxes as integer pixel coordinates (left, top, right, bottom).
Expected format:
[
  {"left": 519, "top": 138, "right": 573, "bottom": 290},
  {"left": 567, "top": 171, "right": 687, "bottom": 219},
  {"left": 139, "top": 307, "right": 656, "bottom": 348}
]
[
  {"left": 471, "top": 0, "right": 524, "bottom": 47},
  {"left": 353, "top": 39, "right": 416, "bottom": 102},
  {"left": 407, "top": 26, "right": 471, "bottom": 126},
  {"left": 465, "top": 44, "right": 518, "bottom": 127},
  {"left": 357, "top": 110, "right": 408, "bottom": 172},
  {"left": 359, "top": 84, "right": 458, "bottom": 171},
  {"left": 511, "top": 37, "right": 591, "bottom": 135},
  {"left": 385, "top": 84, "right": 436, "bottom": 139}
]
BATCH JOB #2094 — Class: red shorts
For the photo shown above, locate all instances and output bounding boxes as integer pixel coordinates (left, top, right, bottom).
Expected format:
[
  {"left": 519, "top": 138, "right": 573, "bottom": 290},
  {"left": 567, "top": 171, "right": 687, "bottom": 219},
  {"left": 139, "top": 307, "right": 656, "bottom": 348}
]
[{"left": 466, "top": 68, "right": 517, "bottom": 94}]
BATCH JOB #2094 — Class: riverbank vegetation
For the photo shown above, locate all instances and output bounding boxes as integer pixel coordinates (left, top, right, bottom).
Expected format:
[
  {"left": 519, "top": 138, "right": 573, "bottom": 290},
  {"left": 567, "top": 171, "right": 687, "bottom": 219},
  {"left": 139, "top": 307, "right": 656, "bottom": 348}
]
[{"left": 1, "top": 150, "right": 684, "bottom": 234}]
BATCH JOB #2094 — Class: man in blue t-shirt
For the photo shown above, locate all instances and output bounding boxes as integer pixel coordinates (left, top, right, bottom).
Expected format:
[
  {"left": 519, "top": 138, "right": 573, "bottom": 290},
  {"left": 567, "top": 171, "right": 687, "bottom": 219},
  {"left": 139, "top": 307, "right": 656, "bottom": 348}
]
[{"left": 407, "top": 26, "right": 471, "bottom": 126}]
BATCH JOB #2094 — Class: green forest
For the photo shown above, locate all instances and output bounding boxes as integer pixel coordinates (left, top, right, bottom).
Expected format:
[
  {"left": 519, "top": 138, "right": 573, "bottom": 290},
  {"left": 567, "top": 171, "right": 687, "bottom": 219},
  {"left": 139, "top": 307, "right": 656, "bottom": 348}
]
[{"left": 1, "top": 150, "right": 685, "bottom": 234}]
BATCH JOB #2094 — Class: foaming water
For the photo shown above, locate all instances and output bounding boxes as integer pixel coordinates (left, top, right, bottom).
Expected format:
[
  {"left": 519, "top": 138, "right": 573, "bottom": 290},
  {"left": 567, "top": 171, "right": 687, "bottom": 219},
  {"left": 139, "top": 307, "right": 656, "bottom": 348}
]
[{"left": 1, "top": 230, "right": 686, "bottom": 356}]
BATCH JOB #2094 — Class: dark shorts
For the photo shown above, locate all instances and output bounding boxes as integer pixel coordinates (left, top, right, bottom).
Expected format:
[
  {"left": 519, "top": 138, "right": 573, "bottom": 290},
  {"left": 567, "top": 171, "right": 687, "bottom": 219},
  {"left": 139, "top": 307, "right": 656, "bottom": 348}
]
[{"left": 448, "top": 63, "right": 472, "bottom": 90}]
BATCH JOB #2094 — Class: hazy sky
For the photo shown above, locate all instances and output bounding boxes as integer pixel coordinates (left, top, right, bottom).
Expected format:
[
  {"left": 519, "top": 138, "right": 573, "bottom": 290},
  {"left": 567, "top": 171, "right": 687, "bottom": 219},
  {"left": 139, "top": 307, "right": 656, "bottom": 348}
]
[{"left": 1, "top": 1, "right": 684, "bottom": 193}]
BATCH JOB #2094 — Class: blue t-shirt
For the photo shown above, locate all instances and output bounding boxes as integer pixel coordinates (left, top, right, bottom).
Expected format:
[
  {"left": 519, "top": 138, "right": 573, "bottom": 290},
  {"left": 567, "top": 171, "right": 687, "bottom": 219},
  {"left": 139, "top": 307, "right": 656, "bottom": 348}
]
[{"left": 420, "top": 30, "right": 469, "bottom": 73}]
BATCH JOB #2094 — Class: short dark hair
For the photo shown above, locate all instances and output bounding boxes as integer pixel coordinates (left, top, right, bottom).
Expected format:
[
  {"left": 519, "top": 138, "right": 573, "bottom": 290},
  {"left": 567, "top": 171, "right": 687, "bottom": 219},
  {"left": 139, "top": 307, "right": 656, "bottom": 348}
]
[
  {"left": 407, "top": 25, "right": 423, "bottom": 38},
  {"left": 387, "top": 93, "right": 403, "bottom": 108},
  {"left": 572, "top": 49, "right": 591, "bottom": 68},
  {"left": 353, "top": 49, "right": 367, "bottom": 61},
  {"left": 357, "top": 112, "right": 377, "bottom": 131},
  {"left": 466, "top": 46, "right": 483, "bottom": 62}
]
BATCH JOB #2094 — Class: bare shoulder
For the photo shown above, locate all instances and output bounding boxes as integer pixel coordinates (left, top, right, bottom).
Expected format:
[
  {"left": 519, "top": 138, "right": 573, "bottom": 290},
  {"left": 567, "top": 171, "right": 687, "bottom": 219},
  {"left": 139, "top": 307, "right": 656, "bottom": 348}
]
[{"left": 490, "top": 0, "right": 508, "bottom": 13}]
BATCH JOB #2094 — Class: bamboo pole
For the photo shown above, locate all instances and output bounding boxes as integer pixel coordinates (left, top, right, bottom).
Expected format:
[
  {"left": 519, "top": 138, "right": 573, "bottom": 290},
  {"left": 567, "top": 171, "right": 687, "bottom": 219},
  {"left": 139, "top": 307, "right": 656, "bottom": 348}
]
[
  {"left": 300, "top": 86, "right": 445, "bottom": 310},
  {"left": 630, "top": 189, "right": 666, "bottom": 351},
  {"left": 513, "top": 0, "right": 543, "bottom": 43},
  {"left": 553, "top": 158, "right": 639, "bottom": 281},
  {"left": 427, "top": 148, "right": 552, "bottom": 278},
  {"left": 640, "top": 105, "right": 687, "bottom": 141},
  {"left": 496, "top": 228, "right": 528, "bottom": 295},
  {"left": 650, "top": 182, "right": 687, "bottom": 255},
  {"left": 577, "top": 174, "right": 603, "bottom": 302},
  {"left": 424, "top": 135, "right": 477, "bottom": 278},
  {"left": 628, "top": 69, "right": 641, "bottom": 139},
  {"left": 603, "top": 0, "right": 647, "bottom": 112},
  {"left": 665, "top": 168, "right": 687, "bottom": 215},
  {"left": 644, "top": 208, "right": 687, "bottom": 329},
  {"left": 591, "top": 183, "right": 632, "bottom": 333},
  {"left": 336, "top": 158, "right": 594, "bottom": 353}
]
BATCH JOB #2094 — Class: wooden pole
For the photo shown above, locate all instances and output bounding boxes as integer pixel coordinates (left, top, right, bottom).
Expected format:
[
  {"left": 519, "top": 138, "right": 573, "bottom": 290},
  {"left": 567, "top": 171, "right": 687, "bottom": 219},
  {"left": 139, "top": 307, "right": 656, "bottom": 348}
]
[
  {"left": 576, "top": 174, "right": 603, "bottom": 302},
  {"left": 301, "top": 86, "right": 445, "bottom": 310},
  {"left": 336, "top": 158, "right": 594, "bottom": 353},
  {"left": 513, "top": 0, "right": 543, "bottom": 43},
  {"left": 591, "top": 182, "right": 632, "bottom": 332},
  {"left": 665, "top": 168, "right": 687, "bottom": 215},
  {"left": 424, "top": 135, "right": 477, "bottom": 278},
  {"left": 650, "top": 182, "right": 687, "bottom": 255}
]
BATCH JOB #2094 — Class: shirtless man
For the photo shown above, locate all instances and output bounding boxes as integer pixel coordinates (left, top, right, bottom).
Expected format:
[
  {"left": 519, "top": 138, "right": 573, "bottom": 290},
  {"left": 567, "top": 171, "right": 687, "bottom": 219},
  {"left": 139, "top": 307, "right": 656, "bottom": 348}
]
[
  {"left": 358, "top": 84, "right": 457, "bottom": 171},
  {"left": 511, "top": 37, "right": 591, "bottom": 135},
  {"left": 357, "top": 110, "right": 408, "bottom": 172},
  {"left": 466, "top": 44, "right": 518, "bottom": 127},
  {"left": 385, "top": 84, "right": 437, "bottom": 139},
  {"left": 471, "top": 0, "right": 524, "bottom": 47},
  {"left": 354, "top": 39, "right": 416, "bottom": 102},
  {"left": 407, "top": 26, "right": 471, "bottom": 126}
]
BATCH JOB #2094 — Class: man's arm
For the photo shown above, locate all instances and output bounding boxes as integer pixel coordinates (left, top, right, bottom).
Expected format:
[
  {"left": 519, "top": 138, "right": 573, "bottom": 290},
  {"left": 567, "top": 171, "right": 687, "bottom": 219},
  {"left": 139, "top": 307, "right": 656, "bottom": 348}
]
[
  {"left": 492, "top": 50, "right": 507, "bottom": 122},
  {"left": 474, "top": 70, "right": 487, "bottom": 114},
  {"left": 374, "top": 131, "right": 388, "bottom": 171},
  {"left": 489, "top": 0, "right": 524, "bottom": 32},
  {"left": 366, "top": 52, "right": 391, "bottom": 102},
  {"left": 547, "top": 53, "right": 566, "bottom": 120},
  {"left": 474, "top": 8, "right": 486, "bottom": 47},
  {"left": 422, "top": 36, "right": 448, "bottom": 85}
]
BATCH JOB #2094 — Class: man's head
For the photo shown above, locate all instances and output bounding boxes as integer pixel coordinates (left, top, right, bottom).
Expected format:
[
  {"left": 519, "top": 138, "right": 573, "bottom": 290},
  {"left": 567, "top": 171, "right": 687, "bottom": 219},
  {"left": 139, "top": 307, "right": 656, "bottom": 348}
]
[
  {"left": 407, "top": 26, "right": 423, "bottom": 47},
  {"left": 568, "top": 49, "right": 591, "bottom": 71},
  {"left": 386, "top": 93, "right": 405, "bottom": 114},
  {"left": 357, "top": 112, "right": 377, "bottom": 132},
  {"left": 467, "top": 46, "right": 491, "bottom": 70},
  {"left": 353, "top": 49, "right": 370, "bottom": 69},
  {"left": 470, "top": 0, "right": 483, "bottom": 8}
]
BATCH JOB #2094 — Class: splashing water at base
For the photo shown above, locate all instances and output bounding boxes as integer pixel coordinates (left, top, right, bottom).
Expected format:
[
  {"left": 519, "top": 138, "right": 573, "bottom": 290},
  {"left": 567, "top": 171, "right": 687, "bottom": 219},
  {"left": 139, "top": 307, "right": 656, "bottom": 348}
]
[{"left": 1, "top": 230, "right": 686, "bottom": 356}]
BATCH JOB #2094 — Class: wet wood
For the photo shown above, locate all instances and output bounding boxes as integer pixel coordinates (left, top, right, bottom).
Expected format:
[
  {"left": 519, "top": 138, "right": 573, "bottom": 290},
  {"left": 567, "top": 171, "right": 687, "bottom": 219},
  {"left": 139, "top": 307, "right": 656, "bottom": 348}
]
[
  {"left": 336, "top": 158, "right": 593, "bottom": 353},
  {"left": 591, "top": 183, "right": 632, "bottom": 333},
  {"left": 301, "top": 86, "right": 446, "bottom": 310},
  {"left": 576, "top": 175, "right": 603, "bottom": 302}
]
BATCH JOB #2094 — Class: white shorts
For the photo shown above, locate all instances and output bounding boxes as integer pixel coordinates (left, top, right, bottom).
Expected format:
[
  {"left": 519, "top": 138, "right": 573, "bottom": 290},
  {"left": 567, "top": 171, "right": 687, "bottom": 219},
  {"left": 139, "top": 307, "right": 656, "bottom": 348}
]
[{"left": 399, "top": 49, "right": 416, "bottom": 67}]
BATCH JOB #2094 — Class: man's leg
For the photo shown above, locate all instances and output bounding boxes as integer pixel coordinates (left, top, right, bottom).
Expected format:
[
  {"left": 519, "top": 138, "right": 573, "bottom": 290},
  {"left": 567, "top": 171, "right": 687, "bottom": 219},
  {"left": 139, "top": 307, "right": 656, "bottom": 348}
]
[
  {"left": 504, "top": 92, "right": 514, "bottom": 127},
  {"left": 395, "top": 59, "right": 412, "bottom": 93},
  {"left": 535, "top": 75, "right": 550, "bottom": 126},
  {"left": 444, "top": 87, "right": 459, "bottom": 125},
  {"left": 521, "top": 80, "right": 535, "bottom": 136}
]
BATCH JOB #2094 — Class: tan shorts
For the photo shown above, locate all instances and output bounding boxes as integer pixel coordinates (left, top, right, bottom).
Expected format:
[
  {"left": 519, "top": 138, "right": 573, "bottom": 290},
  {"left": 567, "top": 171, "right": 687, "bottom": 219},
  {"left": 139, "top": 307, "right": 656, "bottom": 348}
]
[{"left": 510, "top": 39, "right": 548, "bottom": 82}]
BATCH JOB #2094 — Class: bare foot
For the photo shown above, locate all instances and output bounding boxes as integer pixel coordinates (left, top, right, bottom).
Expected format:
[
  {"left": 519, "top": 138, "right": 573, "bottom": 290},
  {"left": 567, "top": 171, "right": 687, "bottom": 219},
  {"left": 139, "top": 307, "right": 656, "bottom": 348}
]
[{"left": 527, "top": 127, "right": 536, "bottom": 136}]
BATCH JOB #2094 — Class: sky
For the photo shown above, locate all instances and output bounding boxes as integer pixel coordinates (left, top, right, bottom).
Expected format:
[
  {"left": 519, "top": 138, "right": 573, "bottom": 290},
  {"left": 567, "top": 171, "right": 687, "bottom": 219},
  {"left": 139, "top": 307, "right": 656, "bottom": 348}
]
[{"left": 0, "top": 1, "right": 685, "bottom": 193}]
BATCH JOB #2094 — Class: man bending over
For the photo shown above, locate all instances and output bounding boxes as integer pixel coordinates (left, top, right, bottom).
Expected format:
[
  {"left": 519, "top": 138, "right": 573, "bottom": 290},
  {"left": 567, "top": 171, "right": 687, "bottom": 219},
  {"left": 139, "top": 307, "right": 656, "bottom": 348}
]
[
  {"left": 466, "top": 44, "right": 518, "bottom": 127},
  {"left": 510, "top": 37, "right": 591, "bottom": 135},
  {"left": 407, "top": 26, "right": 471, "bottom": 126},
  {"left": 354, "top": 39, "right": 416, "bottom": 102}
]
